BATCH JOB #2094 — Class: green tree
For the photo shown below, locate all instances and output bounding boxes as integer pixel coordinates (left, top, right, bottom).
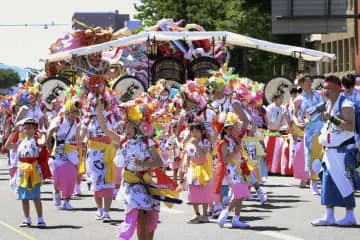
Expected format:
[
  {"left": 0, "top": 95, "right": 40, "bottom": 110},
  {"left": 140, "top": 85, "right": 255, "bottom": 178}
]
[
  {"left": 135, "top": 0, "right": 301, "bottom": 82},
  {"left": 0, "top": 69, "right": 20, "bottom": 89}
]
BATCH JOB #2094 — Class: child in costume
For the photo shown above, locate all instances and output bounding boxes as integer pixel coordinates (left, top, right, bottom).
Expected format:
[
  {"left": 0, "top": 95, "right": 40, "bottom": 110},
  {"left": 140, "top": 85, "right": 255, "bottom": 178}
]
[
  {"left": 242, "top": 126, "right": 268, "bottom": 204},
  {"left": 181, "top": 121, "right": 214, "bottom": 224},
  {"left": 5, "top": 118, "right": 46, "bottom": 227},
  {"left": 166, "top": 122, "right": 182, "bottom": 183},
  {"left": 46, "top": 100, "right": 81, "bottom": 210},
  {"left": 96, "top": 98, "right": 179, "bottom": 240},
  {"left": 213, "top": 112, "right": 250, "bottom": 228},
  {"left": 80, "top": 76, "right": 117, "bottom": 222}
]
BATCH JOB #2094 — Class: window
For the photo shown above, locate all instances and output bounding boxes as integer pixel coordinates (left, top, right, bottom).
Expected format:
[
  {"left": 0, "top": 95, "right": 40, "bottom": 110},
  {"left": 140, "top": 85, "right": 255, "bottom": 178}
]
[
  {"left": 339, "top": 40, "right": 344, "bottom": 72},
  {"left": 327, "top": 42, "right": 332, "bottom": 72},
  {"left": 344, "top": 39, "right": 349, "bottom": 71},
  {"left": 350, "top": 38, "right": 355, "bottom": 70},
  {"left": 333, "top": 41, "right": 338, "bottom": 73},
  {"left": 322, "top": 43, "right": 327, "bottom": 73}
]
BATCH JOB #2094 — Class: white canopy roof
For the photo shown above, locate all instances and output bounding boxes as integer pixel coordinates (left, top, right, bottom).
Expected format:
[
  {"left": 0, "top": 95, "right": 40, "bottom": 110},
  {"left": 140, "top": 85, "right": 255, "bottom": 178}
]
[{"left": 41, "top": 31, "right": 335, "bottom": 63}]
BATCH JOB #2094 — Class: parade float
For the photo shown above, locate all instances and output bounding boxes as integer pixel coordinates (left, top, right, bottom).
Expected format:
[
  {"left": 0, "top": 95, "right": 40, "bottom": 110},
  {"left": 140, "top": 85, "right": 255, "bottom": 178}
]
[{"left": 38, "top": 18, "right": 335, "bottom": 106}]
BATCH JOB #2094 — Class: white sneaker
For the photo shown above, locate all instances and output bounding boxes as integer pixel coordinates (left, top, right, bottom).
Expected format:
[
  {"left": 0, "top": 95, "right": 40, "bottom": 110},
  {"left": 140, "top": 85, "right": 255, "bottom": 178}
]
[
  {"left": 311, "top": 218, "right": 336, "bottom": 226},
  {"left": 336, "top": 217, "right": 357, "bottom": 226},
  {"left": 216, "top": 210, "right": 229, "bottom": 228},
  {"left": 53, "top": 195, "right": 61, "bottom": 207},
  {"left": 74, "top": 185, "right": 81, "bottom": 196},
  {"left": 257, "top": 188, "right": 268, "bottom": 204},
  {"left": 232, "top": 219, "right": 250, "bottom": 228},
  {"left": 310, "top": 180, "right": 321, "bottom": 195},
  {"left": 62, "top": 201, "right": 73, "bottom": 210},
  {"left": 247, "top": 194, "right": 255, "bottom": 201},
  {"left": 223, "top": 196, "right": 230, "bottom": 205}
]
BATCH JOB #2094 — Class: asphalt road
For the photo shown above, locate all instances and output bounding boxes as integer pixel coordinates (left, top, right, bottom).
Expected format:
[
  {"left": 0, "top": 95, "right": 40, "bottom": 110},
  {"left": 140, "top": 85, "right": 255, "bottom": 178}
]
[{"left": 0, "top": 155, "right": 359, "bottom": 240}]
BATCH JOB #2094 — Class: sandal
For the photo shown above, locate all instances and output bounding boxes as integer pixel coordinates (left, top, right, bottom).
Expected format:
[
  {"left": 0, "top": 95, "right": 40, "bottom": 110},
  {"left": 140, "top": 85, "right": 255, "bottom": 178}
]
[
  {"left": 37, "top": 222, "right": 46, "bottom": 228},
  {"left": 19, "top": 221, "right": 31, "bottom": 227}
]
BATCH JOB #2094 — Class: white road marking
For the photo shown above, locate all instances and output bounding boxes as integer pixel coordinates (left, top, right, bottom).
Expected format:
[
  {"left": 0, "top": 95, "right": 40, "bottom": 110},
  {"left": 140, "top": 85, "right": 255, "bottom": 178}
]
[
  {"left": 161, "top": 208, "right": 184, "bottom": 214},
  {"left": 258, "top": 231, "right": 304, "bottom": 240}
]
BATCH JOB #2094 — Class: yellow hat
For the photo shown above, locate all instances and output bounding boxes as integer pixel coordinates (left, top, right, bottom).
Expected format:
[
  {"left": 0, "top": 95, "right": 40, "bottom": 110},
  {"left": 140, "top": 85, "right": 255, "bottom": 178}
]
[{"left": 64, "top": 100, "right": 76, "bottom": 113}]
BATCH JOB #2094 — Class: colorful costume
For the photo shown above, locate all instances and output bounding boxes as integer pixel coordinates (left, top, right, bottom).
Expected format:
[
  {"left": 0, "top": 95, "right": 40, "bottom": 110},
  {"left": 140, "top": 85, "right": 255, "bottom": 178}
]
[
  {"left": 16, "top": 137, "right": 43, "bottom": 200},
  {"left": 264, "top": 102, "right": 288, "bottom": 174},
  {"left": 117, "top": 135, "right": 178, "bottom": 239},
  {"left": 216, "top": 136, "right": 250, "bottom": 200},
  {"left": 295, "top": 91, "right": 323, "bottom": 180},
  {"left": 318, "top": 97, "right": 356, "bottom": 208},
  {"left": 49, "top": 116, "right": 79, "bottom": 199},
  {"left": 85, "top": 107, "right": 116, "bottom": 198},
  {"left": 185, "top": 138, "right": 214, "bottom": 204}
]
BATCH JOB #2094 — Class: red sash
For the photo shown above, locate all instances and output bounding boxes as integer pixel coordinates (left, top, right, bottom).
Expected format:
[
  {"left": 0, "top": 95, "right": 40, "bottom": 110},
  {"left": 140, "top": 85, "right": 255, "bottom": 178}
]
[
  {"left": 213, "top": 139, "right": 229, "bottom": 194},
  {"left": 19, "top": 157, "right": 37, "bottom": 164}
]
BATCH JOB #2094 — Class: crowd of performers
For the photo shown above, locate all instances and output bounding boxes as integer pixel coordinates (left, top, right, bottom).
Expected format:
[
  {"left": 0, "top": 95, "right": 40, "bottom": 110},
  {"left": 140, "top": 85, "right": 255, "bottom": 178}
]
[{"left": 0, "top": 66, "right": 360, "bottom": 239}]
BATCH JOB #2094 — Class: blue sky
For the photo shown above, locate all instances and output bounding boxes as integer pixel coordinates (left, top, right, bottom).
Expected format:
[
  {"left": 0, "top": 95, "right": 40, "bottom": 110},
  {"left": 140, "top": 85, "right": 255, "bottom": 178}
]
[{"left": 0, "top": 0, "right": 139, "bottom": 69}]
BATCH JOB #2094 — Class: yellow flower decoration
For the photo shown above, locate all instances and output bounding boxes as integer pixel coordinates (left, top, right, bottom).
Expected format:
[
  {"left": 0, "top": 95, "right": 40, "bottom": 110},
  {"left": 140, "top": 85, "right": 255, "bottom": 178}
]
[
  {"left": 64, "top": 100, "right": 76, "bottom": 113},
  {"left": 217, "top": 78, "right": 225, "bottom": 88},
  {"left": 225, "top": 112, "right": 239, "bottom": 125},
  {"left": 197, "top": 77, "right": 208, "bottom": 85},
  {"left": 127, "top": 106, "right": 143, "bottom": 123}
]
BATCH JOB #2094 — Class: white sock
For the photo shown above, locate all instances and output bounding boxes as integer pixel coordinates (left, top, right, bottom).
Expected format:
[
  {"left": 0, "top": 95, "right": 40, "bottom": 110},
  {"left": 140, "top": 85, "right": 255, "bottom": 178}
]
[
  {"left": 214, "top": 203, "right": 222, "bottom": 211},
  {"left": 219, "top": 209, "right": 229, "bottom": 219},
  {"left": 38, "top": 217, "right": 44, "bottom": 223},
  {"left": 232, "top": 215, "right": 239, "bottom": 222},
  {"left": 103, "top": 211, "right": 109, "bottom": 218},
  {"left": 54, "top": 193, "right": 60, "bottom": 200},
  {"left": 25, "top": 217, "right": 31, "bottom": 223},
  {"left": 345, "top": 210, "right": 355, "bottom": 220},
  {"left": 98, "top": 208, "right": 104, "bottom": 216},
  {"left": 325, "top": 208, "right": 334, "bottom": 220},
  {"left": 113, "top": 188, "right": 119, "bottom": 197}
]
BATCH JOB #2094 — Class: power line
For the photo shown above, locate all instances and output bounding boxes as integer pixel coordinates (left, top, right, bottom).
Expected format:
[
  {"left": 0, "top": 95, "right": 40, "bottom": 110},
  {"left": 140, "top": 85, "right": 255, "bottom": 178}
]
[{"left": 0, "top": 23, "right": 70, "bottom": 29}]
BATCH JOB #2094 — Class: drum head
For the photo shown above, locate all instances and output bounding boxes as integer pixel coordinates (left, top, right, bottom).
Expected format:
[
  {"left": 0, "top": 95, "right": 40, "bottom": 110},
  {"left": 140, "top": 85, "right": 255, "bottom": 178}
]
[
  {"left": 40, "top": 77, "right": 70, "bottom": 108},
  {"left": 112, "top": 75, "right": 146, "bottom": 103},
  {"left": 264, "top": 76, "right": 293, "bottom": 105}
]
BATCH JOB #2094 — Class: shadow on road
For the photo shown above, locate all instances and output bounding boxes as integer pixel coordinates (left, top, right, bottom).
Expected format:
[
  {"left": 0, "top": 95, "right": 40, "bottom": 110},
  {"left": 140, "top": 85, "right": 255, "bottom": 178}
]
[
  {"left": 234, "top": 216, "right": 266, "bottom": 222},
  {"left": 109, "top": 219, "right": 124, "bottom": 226},
  {"left": 245, "top": 204, "right": 293, "bottom": 210},
  {"left": 263, "top": 184, "right": 292, "bottom": 188},
  {"left": 73, "top": 194, "right": 94, "bottom": 198},
  {"left": 35, "top": 225, "right": 83, "bottom": 230},
  {"left": 246, "top": 226, "right": 289, "bottom": 231},
  {"left": 41, "top": 197, "right": 83, "bottom": 201},
  {"left": 40, "top": 191, "right": 53, "bottom": 194},
  {"left": 266, "top": 198, "right": 310, "bottom": 203},
  {"left": 71, "top": 207, "right": 124, "bottom": 212},
  {"left": 241, "top": 208, "right": 272, "bottom": 213},
  {"left": 265, "top": 194, "right": 301, "bottom": 198}
]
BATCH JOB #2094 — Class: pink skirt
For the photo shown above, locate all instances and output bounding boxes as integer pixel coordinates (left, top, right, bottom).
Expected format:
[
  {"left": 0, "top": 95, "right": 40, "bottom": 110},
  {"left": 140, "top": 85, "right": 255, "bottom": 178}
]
[
  {"left": 188, "top": 183, "right": 213, "bottom": 204},
  {"left": 170, "top": 160, "right": 180, "bottom": 170},
  {"left": 9, "top": 167, "right": 17, "bottom": 178},
  {"left": 53, "top": 162, "right": 77, "bottom": 198},
  {"left": 231, "top": 183, "right": 250, "bottom": 200},
  {"left": 292, "top": 140, "right": 309, "bottom": 180},
  {"left": 115, "top": 167, "right": 123, "bottom": 185},
  {"left": 94, "top": 188, "right": 114, "bottom": 199},
  {"left": 207, "top": 173, "right": 220, "bottom": 202}
]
